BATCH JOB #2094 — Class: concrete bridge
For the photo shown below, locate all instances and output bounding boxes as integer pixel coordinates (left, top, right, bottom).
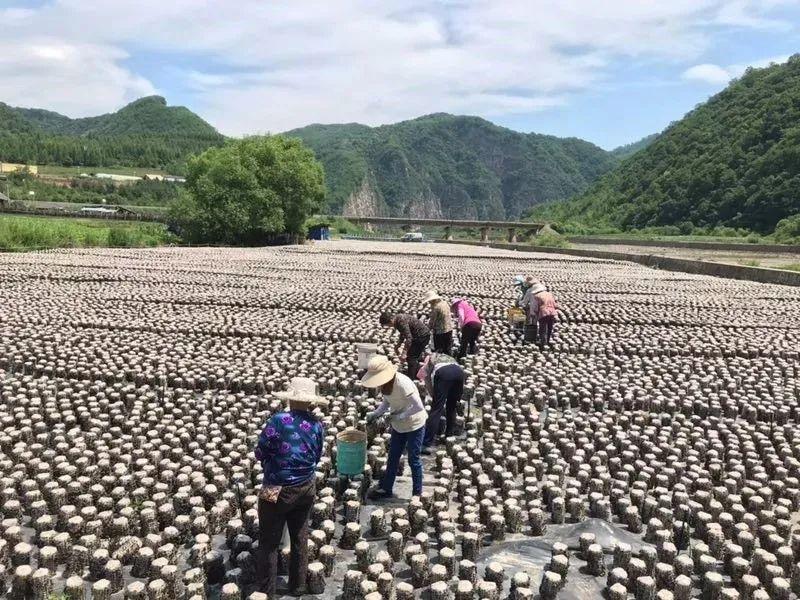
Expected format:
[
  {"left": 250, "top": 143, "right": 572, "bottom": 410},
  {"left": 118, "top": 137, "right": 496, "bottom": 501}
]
[{"left": 339, "top": 216, "right": 547, "bottom": 242}]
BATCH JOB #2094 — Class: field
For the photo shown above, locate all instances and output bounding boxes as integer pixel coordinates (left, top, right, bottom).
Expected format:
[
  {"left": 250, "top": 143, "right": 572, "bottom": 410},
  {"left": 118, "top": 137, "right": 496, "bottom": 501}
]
[
  {"left": 0, "top": 214, "right": 174, "bottom": 250},
  {"left": 38, "top": 165, "right": 168, "bottom": 177},
  {"left": 0, "top": 241, "right": 799, "bottom": 598}
]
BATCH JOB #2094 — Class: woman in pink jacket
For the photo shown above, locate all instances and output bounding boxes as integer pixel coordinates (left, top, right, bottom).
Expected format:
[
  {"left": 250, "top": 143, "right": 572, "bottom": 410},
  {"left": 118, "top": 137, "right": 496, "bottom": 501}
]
[{"left": 450, "top": 297, "right": 482, "bottom": 359}]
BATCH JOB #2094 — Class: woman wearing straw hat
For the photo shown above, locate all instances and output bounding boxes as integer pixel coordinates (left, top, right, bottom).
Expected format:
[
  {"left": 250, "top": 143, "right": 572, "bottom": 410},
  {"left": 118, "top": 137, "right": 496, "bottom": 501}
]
[
  {"left": 423, "top": 290, "right": 454, "bottom": 355},
  {"left": 362, "top": 355, "right": 427, "bottom": 499},
  {"left": 254, "top": 377, "right": 327, "bottom": 597}
]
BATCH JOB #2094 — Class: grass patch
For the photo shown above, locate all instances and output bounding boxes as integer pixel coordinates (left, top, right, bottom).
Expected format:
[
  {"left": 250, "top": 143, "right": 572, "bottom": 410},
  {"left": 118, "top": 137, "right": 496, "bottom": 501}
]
[
  {"left": 737, "top": 259, "right": 761, "bottom": 267},
  {"left": 0, "top": 214, "right": 176, "bottom": 251},
  {"left": 780, "top": 263, "right": 800, "bottom": 272},
  {"left": 529, "top": 232, "right": 571, "bottom": 249},
  {"left": 38, "top": 165, "right": 167, "bottom": 177}
]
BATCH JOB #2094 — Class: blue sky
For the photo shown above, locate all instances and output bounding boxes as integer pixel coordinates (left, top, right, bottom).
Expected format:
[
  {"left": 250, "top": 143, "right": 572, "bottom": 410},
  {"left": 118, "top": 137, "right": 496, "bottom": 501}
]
[{"left": 2, "top": 0, "right": 799, "bottom": 149}]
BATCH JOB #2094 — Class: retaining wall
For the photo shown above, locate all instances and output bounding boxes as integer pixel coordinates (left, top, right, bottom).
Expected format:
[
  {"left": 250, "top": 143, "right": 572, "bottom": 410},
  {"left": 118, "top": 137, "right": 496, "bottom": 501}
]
[
  {"left": 568, "top": 236, "right": 800, "bottom": 254},
  {"left": 440, "top": 240, "right": 800, "bottom": 287}
]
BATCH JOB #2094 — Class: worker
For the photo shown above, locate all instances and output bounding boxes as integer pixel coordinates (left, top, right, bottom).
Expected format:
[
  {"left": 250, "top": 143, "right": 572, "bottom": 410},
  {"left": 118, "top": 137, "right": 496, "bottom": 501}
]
[
  {"left": 534, "top": 285, "right": 558, "bottom": 348},
  {"left": 362, "top": 355, "right": 427, "bottom": 499},
  {"left": 416, "top": 352, "right": 465, "bottom": 453},
  {"left": 520, "top": 277, "right": 543, "bottom": 343},
  {"left": 512, "top": 275, "right": 527, "bottom": 307},
  {"left": 423, "top": 290, "right": 454, "bottom": 354},
  {"left": 254, "top": 377, "right": 327, "bottom": 597},
  {"left": 450, "top": 297, "right": 482, "bottom": 358},
  {"left": 379, "top": 311, "right": 430, "bottom": 378}
]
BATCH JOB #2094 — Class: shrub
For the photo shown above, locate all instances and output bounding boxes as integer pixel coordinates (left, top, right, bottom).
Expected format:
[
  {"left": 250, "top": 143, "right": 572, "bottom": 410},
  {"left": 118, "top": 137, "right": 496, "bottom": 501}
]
[{"left": 773, "top": 214, "right": 800, "bottom": 244}]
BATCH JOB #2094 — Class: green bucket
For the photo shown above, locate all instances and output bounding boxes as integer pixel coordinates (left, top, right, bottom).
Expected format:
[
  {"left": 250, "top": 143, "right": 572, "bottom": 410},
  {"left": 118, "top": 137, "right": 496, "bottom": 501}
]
[{"left": 337, "top": 428, "right": 367, "bottom": 476}]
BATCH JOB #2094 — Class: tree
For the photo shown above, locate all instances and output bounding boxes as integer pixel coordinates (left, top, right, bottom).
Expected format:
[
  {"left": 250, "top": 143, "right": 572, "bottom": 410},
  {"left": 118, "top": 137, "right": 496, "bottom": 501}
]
[{"left": 171, "top": 136, "right": 325, "bottom": 244}]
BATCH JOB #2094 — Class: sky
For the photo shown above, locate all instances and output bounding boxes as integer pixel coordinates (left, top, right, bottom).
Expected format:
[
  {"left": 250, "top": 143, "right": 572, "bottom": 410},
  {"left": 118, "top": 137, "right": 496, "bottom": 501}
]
[{"left": 2, "top": 0, "right": 799, "bottom": 149}]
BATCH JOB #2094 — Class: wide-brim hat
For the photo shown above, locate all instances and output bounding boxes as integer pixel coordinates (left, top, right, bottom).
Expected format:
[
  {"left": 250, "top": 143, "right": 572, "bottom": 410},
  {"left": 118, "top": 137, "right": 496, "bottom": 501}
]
[
  {"left": 422, "top": 290, "right": 441, "bottom": 303},
  {"left": 274, "top": 377, "right": 329, "bottom": 407},
  {"left": 529, "top": 283, "right": 547, "bottom": 295},
  {"left": 360, "top": 355, "right": 397, "bottom": 388}
]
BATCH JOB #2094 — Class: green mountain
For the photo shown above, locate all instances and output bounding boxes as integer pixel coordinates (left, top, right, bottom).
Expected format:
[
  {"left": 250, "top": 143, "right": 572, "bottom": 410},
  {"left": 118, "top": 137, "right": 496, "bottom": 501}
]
[
  {"left": 0, "top": 96, "right": 223, "bottom": 172},
  {"left": 538, "top": 55, "right": 800, "bottom": 233},
  {"left": 286, "top": 114, "right": 617, "bottom": 219},
  {"left": 610, "top": 133, "right": 659, "bottom": 160}
]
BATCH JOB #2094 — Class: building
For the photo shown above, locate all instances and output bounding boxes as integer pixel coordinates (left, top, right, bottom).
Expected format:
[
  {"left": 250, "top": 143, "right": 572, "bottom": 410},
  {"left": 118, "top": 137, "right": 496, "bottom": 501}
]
[
  {"left": 95, "top": 173, "right": 142, "bottom": 182},
  {"left": 307, "top": 223, "right": 331, "bottom": 241},
  {"left": 0, "top": 163, "right": 38, "bottom": 175}
]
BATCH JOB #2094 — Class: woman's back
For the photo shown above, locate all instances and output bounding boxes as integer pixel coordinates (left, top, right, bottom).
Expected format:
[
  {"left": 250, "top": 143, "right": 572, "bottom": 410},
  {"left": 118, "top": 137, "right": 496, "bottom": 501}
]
[{"left": 256, "top": 409, "right": 324, "bottom": 487}]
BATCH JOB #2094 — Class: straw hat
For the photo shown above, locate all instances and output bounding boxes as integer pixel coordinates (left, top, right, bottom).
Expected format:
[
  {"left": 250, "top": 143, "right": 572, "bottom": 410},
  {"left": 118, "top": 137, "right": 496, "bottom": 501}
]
[
  {"left": 422, "top": 290, "right": 441, "bottom": 303},
  {"left": 529, "top": 282, "right": 547, "bottom": 295},
  {"left": 274, "top": 377, "right": 329, "bottom": 408},
  {"left": 360, "top": 355, "right": 397, "bottom": 388}
]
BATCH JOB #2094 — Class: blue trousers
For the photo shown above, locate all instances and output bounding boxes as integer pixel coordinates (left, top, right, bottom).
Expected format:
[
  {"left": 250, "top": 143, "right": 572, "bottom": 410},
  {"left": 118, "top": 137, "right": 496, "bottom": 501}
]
[{"left": 381, "top": 426, "right": 425, "bottom": 496}]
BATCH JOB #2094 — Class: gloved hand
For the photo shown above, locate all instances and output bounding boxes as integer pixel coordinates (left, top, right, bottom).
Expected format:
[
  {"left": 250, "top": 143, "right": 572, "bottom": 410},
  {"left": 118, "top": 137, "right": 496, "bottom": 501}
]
[{"left": 365, "top": 411, "right": 378, "bottom": 425}]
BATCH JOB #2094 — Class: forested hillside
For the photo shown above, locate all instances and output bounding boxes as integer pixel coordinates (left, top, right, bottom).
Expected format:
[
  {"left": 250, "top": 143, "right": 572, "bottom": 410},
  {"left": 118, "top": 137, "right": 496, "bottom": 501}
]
[
  {"left": 537, "top": 56, "right": 800, "bottom": 233},
  {"left": 287, "top": 114, "right": 617, "bottom": 219},
  {"left": 0, "top": 96, "right": 223, "bottom": 172},
  {"left": 610, "top": 134, "right": 660, "bottom": 159}
]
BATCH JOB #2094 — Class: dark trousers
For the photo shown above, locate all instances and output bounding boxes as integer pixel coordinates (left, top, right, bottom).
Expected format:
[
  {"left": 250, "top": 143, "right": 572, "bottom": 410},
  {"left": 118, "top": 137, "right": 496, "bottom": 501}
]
[
  {"left": 258, "top": 478, "right": 316, "bottom": 596},
  {"left": 458, "top": 322, "right": 482, "bottom": 358},
  {"left": 432, "top": 331, "right": 453, "bottom": 355},
  {"left": 538, "top": 316, "right": 556, "bottom": 346},
  {"left": 424, "top": 364, "right": 464, "bottom": 446},
  {"left": 406, "top": 336, "right": 428, "bottom": 377},
  {"left": 382, "top": 426, "right": 425, "bottom": 495}
]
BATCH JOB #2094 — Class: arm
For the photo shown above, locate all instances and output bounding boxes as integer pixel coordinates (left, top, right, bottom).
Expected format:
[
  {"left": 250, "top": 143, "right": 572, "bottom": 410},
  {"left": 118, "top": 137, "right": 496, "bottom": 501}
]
[
  {"left": 372, "top": 398, "right": 390, "bottom": 418},
  {"left": 457, "top": 304, "right": 467, "bottom": 328},
  {"left": 314, "top": 422, "right": 325, "bottom": 463},
  {"left": 396, "top": 392, "right": 425, "bottom": 421},
  {"left": 396, "top": 317, "right": 412, "bottom": 354},
  {"left": 254, "top": 416, "right": 278, "bottom": 466}
]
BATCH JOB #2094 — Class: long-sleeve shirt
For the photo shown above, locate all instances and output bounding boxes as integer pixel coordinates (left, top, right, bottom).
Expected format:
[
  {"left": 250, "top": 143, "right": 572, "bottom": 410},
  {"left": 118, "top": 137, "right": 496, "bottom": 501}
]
[
  {"left": 255, "top": 409, "right": 325, "bottom": 487},
  {"left": 370, "top": 372, "right": 427, "bottom": 433},
  {"left": 521, "top": 289, "right": 540, "bottom": 323},
  {"left": 428, "top": 300, "right": 453, "bottom": 334},
  {"left": 452, "top": 299, "right": 481, "bottom": 328},
  {"left": 394, "top": 313, "right": 430, "bottom": 343}
]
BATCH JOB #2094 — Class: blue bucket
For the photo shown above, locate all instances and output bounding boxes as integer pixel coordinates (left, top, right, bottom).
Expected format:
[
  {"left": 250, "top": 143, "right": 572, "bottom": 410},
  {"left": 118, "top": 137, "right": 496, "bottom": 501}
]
[{"left": 337, "top": 429, "right": 367, "bottom": 475}]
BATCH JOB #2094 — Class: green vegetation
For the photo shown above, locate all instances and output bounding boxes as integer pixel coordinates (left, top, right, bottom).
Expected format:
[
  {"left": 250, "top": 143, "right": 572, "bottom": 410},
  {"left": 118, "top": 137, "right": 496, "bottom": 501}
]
[
  {"left": 738, "top": 259, "right": 761, "bottom": 267},
  {"left": 773, "top": 215, "right": 800, "bottom": 244},
  {"left": 610, "top": 134, "right": 660, "bottom": 159},
  {"left": 781, "top": 263, "right": 800, "bottom": 272},
  {"left": 0, "top": 214, "right": 175, "bottom": 250},
  {"left": 286, "top": 113, "right": 617, "bottom": 219},
  {"left": 529, "top": 231, "right": 571, "bottom": 249},
  {"left": 0, "top": 96, "right": 223, "bottom": 172},
  {"left": 7, "top": 171, "right": 181, "bottom": 208},
  {"left": 305, "top": 215, "right": 365, "bottom": 237},
  {"left": 171, "top": 136, "right": 325, "bottom": 244},
  {"left": 536, "top": 55, "right": 800, "bottom": 234},
  {"left": 38, "top": 165, "right": 166, "bottom": 177}
]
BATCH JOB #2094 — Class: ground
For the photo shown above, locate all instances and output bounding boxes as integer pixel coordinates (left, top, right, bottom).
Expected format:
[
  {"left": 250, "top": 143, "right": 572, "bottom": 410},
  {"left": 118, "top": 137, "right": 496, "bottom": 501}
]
[{"left": 0, "top": 241, "right": 798, "bottom": 599}]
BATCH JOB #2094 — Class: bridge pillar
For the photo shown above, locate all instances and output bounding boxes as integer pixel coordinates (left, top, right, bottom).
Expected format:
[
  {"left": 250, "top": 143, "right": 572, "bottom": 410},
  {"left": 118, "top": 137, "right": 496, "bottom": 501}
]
[
  {"left": 480, "top": 227, "right": 491, "bottom": 242},
  {"left": 442, "top": 226, "right": 453, "bottom": 241},
  {"left": 508, "top": 228, "right": 517, "bottom": 243}
]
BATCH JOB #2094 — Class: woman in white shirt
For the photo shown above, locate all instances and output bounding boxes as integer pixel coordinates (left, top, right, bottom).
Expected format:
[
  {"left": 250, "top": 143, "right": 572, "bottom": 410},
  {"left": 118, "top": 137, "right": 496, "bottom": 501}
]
[{"left": 362, "top": 354, "right": 427, "bottom": 499}]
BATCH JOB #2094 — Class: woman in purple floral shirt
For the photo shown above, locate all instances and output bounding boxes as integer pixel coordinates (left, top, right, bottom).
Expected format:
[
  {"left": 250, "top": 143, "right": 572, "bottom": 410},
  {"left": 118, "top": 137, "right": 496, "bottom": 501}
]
[{"left": 254, "top": 378, "right": 327, "bottom": 597}]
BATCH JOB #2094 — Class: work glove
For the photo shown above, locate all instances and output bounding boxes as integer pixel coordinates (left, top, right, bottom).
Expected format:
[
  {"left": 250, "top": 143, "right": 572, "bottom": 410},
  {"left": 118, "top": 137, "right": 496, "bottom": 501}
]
[{"left": 365, "top": 411, "right": 378, "bottom": 425}]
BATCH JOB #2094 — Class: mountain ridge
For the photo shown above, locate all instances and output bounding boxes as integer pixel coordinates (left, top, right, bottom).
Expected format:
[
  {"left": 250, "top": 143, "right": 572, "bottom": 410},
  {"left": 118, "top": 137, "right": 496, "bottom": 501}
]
[
  {"left": 0, "top": 96, "right": 223, "bottom": 172},
  {"left": 535, "top": 55, "right": 800, "bottom": 233},
  {"left": 286, "top": 112, "right": 618, "bottom": 219}
]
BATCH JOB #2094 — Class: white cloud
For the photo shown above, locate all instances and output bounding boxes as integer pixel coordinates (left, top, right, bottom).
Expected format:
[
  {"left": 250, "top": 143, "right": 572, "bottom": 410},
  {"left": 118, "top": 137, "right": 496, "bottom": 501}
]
[
  {"left": 0, "top": 37, "right": 156, "bottom": 116},
  {"left": 682, "top": 55, "right": 790, "bottom": 85},
  {"left": 2, "top": 1, "right": 799, "bottom": 133}
]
